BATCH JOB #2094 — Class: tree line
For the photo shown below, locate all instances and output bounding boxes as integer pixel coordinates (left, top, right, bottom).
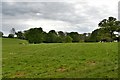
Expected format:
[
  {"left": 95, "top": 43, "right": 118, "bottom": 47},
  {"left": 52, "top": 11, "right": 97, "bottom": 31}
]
[{"left": 0, "top": 17, "right": 120, "bottom": 43}]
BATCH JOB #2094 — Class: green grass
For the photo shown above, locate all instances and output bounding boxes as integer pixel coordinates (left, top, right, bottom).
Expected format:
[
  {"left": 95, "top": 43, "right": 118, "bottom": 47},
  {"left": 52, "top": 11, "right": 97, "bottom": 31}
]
[
  {"left": 2, "top": 38, "right": 118, "bottom": 78},
  {"left": 0, "top": 38, "right": 2, "bottom": 79}
]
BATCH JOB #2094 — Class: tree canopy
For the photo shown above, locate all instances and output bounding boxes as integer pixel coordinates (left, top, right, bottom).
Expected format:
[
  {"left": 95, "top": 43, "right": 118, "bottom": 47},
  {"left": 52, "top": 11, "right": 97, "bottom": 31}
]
[
  {"left": 23, "top": 27, "right": 81, "bottom": 43},
  {"left": 0, "top": 31, "right": 3, "bottom": 37},
  {"left": 5, "top": 16, "right": 120, "bottom": 43},
  {"left": 98, "top": 17, "right": 120, "bottom": 41}
]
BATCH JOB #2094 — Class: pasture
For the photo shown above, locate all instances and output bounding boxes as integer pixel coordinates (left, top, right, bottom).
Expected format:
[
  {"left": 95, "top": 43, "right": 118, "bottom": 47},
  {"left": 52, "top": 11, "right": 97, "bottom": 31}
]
[{"left": 2, "top": 38, "right": 118, "bottom": 78}]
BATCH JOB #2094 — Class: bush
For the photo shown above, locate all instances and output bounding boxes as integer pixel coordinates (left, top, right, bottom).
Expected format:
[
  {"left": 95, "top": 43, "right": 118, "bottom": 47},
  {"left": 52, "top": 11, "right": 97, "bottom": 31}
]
[
  {"left": 8, "top": 34, "right": 14, "bottom": 38},
  {"left": 0, "top": 31, "right": 3, "bottom": 37},
  {"left": 65, "top": 36, "right": 73, "bottom": 43}
]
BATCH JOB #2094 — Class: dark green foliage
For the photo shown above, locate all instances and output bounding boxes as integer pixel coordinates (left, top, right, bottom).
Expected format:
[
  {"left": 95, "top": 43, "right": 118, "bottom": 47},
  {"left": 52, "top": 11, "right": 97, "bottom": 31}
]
[
  {"left": 89, "top": 29, "right": 114, "bottom": 42},
  {"left": 13, "top": 16, "right": 120, "bottom": 43},
  {"left": 24, "top": 27, "right": 45, "bottom": 44},
  {"left": 80, "top": 33, "right": 91, "bottom": 42},
  {"left": 42, "top": 32, "right": 48, "bottom": 43},
  {"left": 58, "top": 31, "right": 65, "bottom": 37},
  {"left": 98, "top": 17, "right": 120, "bottom": 41},
  {"left": 87, "top": 17, "right": 120, "bottom": 42},
  {"left": 45, "top": 30, "right": 58, "bottom": 43},
  {"left": 89, "top": 29, "right": 102, "bottom": 42},
  {"left": 64, "top": 36, "right": 73, "bottom": 43},
  {"left": 67, "top": 32, "right": 80, "bottom": 42},
  {"left": 56, "top": 36, "right": 63, "bottom": 43},
  {"left": 58, "top": 31, "right": 66, "bottom": 43},
  {"left": 24, "top": 27, "right": 75, "bottom": 43},
  {"left": 0, "top": 31, "right": 3, "bottom": 37},
  {"left": 16, "top": 31, "right": 25, "bottom": 39},
  {"left": 8, "top": 34, "right": 14, "bottom": 38}
]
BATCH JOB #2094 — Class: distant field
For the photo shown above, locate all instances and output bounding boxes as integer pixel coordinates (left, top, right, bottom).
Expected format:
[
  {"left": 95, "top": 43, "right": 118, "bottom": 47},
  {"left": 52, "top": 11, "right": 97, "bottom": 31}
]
[{"left": 2, "top": 38, "right": 118, "bottom": 78}]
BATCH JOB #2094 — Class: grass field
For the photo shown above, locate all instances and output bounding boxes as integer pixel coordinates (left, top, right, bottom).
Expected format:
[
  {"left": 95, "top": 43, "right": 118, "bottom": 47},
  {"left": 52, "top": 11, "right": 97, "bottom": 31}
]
[{"left": 2, "top": 38, "right": 118, "bottom": 78}]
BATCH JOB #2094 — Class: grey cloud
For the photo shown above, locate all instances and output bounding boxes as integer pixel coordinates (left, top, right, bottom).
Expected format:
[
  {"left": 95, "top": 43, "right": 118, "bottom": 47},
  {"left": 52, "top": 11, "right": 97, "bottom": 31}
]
[
  {"left": 2, "top": 2, "right": 88, "bottom": 24},
  {"left": 2, "top": 2, "right": 73, "bottom": 18},
  {"left": 2, "top": 2, "right": 43, "bottom": 18},
  {"left": 118, "top": 1, "right": 120, "bottom": 20},
  {"left": 2, "top": 1, "right": 117, "bottom": 35}
]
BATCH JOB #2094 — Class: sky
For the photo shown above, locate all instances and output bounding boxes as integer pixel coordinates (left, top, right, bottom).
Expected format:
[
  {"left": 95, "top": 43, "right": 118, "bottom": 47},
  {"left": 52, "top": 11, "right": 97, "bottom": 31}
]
[{"left": 1, "top": 0, "right": 120, "bottom": 36}]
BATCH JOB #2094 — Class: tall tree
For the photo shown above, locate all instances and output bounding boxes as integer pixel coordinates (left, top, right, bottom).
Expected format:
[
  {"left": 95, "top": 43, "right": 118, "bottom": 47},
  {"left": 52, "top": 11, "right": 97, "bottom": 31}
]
[
  {"left": 98, "top": 17, "right": 120, "bottom": 41},
  {"left": 58, "top": 31, "right": 66, "bottom": 43},
  {"left": 67, "top": 32, "right": 80, "bottom": 42},
  {"left": 8, "top": 34, "right": 14, "bottom": 38},
  {"left": 89, "top": 29, "right": 101, "bottom": 42},
  {"left": 58, "top": 31, "right": 65, "bottom": 37},
  {"left": 16, "top": 31, "right": 25, "bottom": 39},
  {"left": 89, "top": 28, "right": 114, "bottom": 42},
  {"left": 115, "top": 20, "right": 120, "bottom": 31},
  {"left": 64, "top": 36, "right": 73, "bottom": 43},
  {"left": 24, "top": 27, "right": 45, "bottom": 43},
  {"left": 0, "top": 31, "right": 3, "bottom": 37},
  {"left": 46, "top": 30, "right": 58, "bottom": 43}
]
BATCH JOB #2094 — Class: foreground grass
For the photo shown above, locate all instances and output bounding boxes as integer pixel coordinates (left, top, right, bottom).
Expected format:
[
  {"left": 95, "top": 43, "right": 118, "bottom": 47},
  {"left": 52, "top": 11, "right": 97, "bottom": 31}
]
[
  {"left": 2, "top": 38, "right": 118, "bottom": 78},
  {"left": 0, "top": 38, "right": 2, "bottom": 79}
]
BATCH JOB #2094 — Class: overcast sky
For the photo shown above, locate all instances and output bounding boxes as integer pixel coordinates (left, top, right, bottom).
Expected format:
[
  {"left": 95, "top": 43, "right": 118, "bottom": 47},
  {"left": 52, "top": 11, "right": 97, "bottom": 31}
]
[{"left": 1, "top": 0, "right": 119, "bottom": 36}]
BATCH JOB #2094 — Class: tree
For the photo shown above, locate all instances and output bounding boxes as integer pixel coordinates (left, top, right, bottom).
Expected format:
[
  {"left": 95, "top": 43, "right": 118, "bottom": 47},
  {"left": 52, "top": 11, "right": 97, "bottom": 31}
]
[
  {"left": 84, "top": 33, "right": 91, "bottom": 42},
  {"left": 116, "top": 21, "right": 120, "bottom": 42},
  {"left": 46, "top": 30, "right": 58, "bottom": 43},
  {"left": 115, "top": 21, "right": 120, "bottom": 32},
  {"left": 16, "top": 31, "right": 25, "bottom": 39},
  {"left": 0, "top": 31, "right": 3, "bottom": 37},
  {"left": 98, "top": 17, "right": 120, "bottom": 41},
  {"left": 81, "top": 33, "right": 87, "bottom": 42},
  {"left": 8, "top": 34, "right": 14, "bottom": 38},
  {"left": 67, "top": 32, "right": 80, "bottom": 42},
  {"left": 42, "top": 32, "right": 48, "bottom": 43},
  {"left": 88, "top": 29, "right": 101, "bottom": 42},
  {"left": 24, "top": 27, "right": 45, "bottom": 44},
  {"left": 64, "top": 36, "right": 73, "bottom": 43},
  {"left": 58, "top": 31, "right": 65, "bottom": 37},
  {"left": 58, "top": 31, "right": 66, "bottom": 43},
  {"left": 89, "top": 28, "right": 114, "bottom": 42}
]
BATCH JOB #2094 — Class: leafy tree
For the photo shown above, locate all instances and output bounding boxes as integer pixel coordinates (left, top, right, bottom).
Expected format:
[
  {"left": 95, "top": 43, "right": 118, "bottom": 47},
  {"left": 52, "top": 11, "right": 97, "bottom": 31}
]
[
  {"left": 56, "top": 36, "right": 63, "bottom": 43},
  {"left": 42, "top": 32, "right": 48, "bottom": 43},
  {"left": 58, "top": 31, "right": 66, "bottom": 43},
  {"left": 0, "top": 31, "right": 3, "bottom": 37},
  {"left": 89, "top": 28, "right": 114, "bottom": 42},
  {"left": 67, "top": 32, "right": 80, "bottom": 42},
  {"left": 115, "top": 21, "right": 120, "bottom": 32},
  {"left": 16, "top": 31, "right": 25, "bottom": 39},
  {"left": 8, "top": 34, "right": 14, "bottom": 38},
  {"left": 88, "top": 29, "right": 100, "bottom": 42},
  {"left": 79, "top": 34, "right": 84, "bottom": 42},
  {"left": 46, "top": 30, "right": 58, "bottom": 43},
  {"left": 116, "top": 21, "right": 120, "bottom": 42},
  {"left": 81, "top": 33, "right": 88, "bottom": 42},
  {"left": 64, "top": 36, "right": 73, "bottom": 43},
  {"left": 58, "top": 31, "right": 65, "bottom": 37},
  {"left": 84, "top": 33, "right": 91, "bottom": 42},
  {"left": 24, "top": 27, "right": 45, "bottom": 44},
  {"left": 98, "top": 17, "right": 120, "bottom": 41}
]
